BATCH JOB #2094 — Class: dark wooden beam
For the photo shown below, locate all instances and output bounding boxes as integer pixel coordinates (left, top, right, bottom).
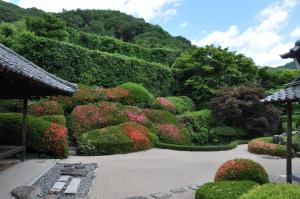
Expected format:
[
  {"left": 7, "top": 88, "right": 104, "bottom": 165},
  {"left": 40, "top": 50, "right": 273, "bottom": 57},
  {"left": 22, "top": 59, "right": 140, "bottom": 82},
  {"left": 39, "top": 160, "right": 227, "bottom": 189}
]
[
  {"left": 287, "top": 101, "right": 293, "bottom": 183},
  {"left": 21, "top": 98, "right": 28, "bottom": 161}
]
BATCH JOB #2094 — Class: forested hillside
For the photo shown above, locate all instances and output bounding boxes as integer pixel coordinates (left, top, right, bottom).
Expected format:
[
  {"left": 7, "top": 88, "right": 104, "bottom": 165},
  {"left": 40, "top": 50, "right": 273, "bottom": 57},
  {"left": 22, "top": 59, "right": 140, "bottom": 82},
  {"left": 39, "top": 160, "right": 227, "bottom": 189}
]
[{"left": 0, "top": 0, "right": 299, "bottom": 106}]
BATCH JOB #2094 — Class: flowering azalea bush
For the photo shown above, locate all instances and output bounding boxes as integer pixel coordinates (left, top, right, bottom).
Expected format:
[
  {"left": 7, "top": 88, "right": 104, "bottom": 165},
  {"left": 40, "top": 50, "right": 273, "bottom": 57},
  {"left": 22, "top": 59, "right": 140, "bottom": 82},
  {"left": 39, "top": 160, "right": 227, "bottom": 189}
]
[
  {"left": 248, "top": 138, "right": 291, "bottom": 158},
  {"left": 0, "top": 113, "right": 68, "bottom": 158},
  {"left": 101, "top": 86, "right": 130, "bottom": 100},
  {"left": 29, "top": 100, "right": 64, "bottom": 116},
  {"left": 153, "top": 97, "right": 176, "bottom": 113},
  {"left": 214, "top": 158, "right": 269, "bottom": 184},
  {"left": 143, "top": 109, "right": 178, "bottom": 124},
  {"left": 166, "top": 96, "right": 195, "bottom": 114},
  {"left": 156, "top": 123, "right": 191, "bottom": 144},
  {"left": 77, "top": 122, "right": 152, "bottom": 155},
  {"left": 52, "top": 84, "right": 106, "bottom": 111}
]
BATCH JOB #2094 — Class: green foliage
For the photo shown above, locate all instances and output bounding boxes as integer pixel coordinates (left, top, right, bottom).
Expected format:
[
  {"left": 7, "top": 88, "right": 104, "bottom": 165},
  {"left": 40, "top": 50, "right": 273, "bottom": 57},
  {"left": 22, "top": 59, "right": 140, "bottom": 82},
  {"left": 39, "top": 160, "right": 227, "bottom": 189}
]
[
  {"left": 143, "top": 109, "right": 178, "bottom": 124},
  {"left": 195, "top": 181, "right": 258, "bottom": 199},
  {"left": 240, "top": 183, "right": 300, "bottom": 199},
  {"left": 211, "top": 86, "right": 280, "bottom": 137},
  {"left": 0, "top": 113, "right": 68, "bottom": 157},
  {"left": 214, "top": 159, "right": 269, "bottom": 184},
  {"left": 166, "top": 96, "right": 195, "bottom": 114},
  {"left": 155, "top": 140, "right": 249, "bottom": 151},
  {"left": 178, "top": 109, "right": 213, "bottom": 144},
  {"left": 29, "top": 100, "right": 64, "bottom": 116},
  {"left": 39, "top": 115, "right": 66, "bottom": 126},
  {"left": 0, "top": 99, "right": 23, "bottom": 112},
  {"left": 211, "top": 126, "right": 239, "bottom": 137},
  {"left": 68, "top": 29, "right": 181, "bottom": 65},
  {"left": 77, "top": 122, "right": 152, "bottom": 155},
  {"left": 118, "top": 82, "right": 155, "bottom": 107},
  {"left": 2, "top": 32, "right": 174, "bottom": 96},
  {"left": 25, "top": 14, "right": 68, "bottom": 41},
  {"left": 173, "top": 46, "right": 259, "bottom": 105}
]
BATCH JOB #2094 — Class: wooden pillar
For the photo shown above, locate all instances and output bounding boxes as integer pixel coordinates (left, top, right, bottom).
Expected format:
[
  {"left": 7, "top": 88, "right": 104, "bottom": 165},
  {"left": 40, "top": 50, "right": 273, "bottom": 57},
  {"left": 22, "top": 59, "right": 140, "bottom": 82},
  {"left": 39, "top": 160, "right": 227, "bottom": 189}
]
[
  {"left": 21, "top": 98, "right": 28, "bottom": 162},
  {"left": 287, "top": 101, "right": 293, "bottom": 183}
]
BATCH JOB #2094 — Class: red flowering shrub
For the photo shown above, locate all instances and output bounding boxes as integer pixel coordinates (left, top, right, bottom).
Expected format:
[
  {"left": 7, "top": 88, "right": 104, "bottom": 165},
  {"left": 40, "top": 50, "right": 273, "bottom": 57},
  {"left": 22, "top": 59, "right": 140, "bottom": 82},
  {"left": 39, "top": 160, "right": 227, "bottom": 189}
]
[
  {"left": 248, "top": 138, "right": 291, "bottom": 158},
  {"left": 70, "top": 102, "right": 151, "bottom": 139},
  {"left": 102, "top": 87, "right": 130, "bottom": 100},
  {"left": 77, "top": 122, "right": 152, "bottom": 155},
  {"left": 29, "top": 100, "right": 64, "bottom": 116},
  {"left": 52, "top": 85, "right": 106, "bottom": 111},
  {"left": 214, "top": 158, "right": 269, "bottom": 184},
  {"left": 0, "top": 113, "right": 68, "bottom": 158},
  {"left": 157, "top": 124, "right": 191, "bottom": 144},
  {"left": 153, "top": 97, "right": 176, "bottom": 113}
]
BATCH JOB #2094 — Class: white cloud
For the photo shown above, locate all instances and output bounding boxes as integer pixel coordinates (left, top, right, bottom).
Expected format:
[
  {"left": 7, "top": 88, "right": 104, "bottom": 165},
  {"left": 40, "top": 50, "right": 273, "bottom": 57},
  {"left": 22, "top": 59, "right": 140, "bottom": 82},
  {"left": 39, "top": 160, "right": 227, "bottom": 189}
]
[
  {"left": 290, "top": 27, "right": 300, "bottom": 38},
  {"left": 16, "top": 0, "right": 181, "bottom": 21},
  {"left": 179, "top": 21, "right": 188, "bottom": 28},
  {"left": 161, "top": 8, "right": 177, "bottom": 20},
  {"left": 2, "top": 0, "right": 12, "bottom": 2},
  {"left": 192, "top": 0, "right": 298, "bottom": 67}
]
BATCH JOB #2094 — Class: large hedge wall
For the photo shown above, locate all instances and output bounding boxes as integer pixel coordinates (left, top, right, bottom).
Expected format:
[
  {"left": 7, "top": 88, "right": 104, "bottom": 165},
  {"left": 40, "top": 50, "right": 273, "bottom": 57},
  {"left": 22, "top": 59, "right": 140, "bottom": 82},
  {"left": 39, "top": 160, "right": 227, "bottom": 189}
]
[
  {"left": 2, "top": 32, "right": 174, "bottom": 96},
  {"left": 68, "top": 29, "right": 181, "bottom": 66}
]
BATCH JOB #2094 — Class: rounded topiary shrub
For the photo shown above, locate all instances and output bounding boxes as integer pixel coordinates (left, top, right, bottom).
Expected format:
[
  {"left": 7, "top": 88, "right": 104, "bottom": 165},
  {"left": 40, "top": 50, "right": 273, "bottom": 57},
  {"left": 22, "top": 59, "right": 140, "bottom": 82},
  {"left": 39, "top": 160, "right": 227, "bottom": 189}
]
[
  {"left": 153, "top": 97, "right": 176, "bottom": 113},
  {"left": 118, "top": 82, "right": 155, "bottom": 107},
  {"left": 29, "top": 100, "right": 64, "bottom": 116},
  {"left": 156, "top": 124, "right": 191, "bottom": 145},
  {"left": 214, "top": 158, "right": 269, "bottom": 184},
  {"left": 240, "top": 183, "right": 300, "bottom": 199},
  {"left": 0, "top": 113, "right": 68, "bottom": 158},
  {"left": 196, "top": 181, "right": 258, "bottom": 199},
  {"left": 77, "top": 122, "right": 152, "bottom": 155},
  {"left": 166, "top": 96, "right": 195, "bottom": 114},
  {"left": 38, "top": 115, "right": 67, "bottom": 126},
  {"left": 143, "top": 109, "right": 178, "bottom": 124},
  {"left": 70, "top": 102, "right": 151, "bottom": 139},
  {"left": 52, "top": 84, "right": 106, "bottom": 111},
  {"left": 248, "top": 138, "right": 292, "bottom": 158}
]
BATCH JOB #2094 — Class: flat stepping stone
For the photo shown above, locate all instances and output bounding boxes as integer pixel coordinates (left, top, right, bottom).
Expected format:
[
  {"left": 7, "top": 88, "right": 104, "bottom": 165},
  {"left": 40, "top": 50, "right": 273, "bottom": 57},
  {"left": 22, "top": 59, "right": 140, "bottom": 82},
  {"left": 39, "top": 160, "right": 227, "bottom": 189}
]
[
  {"left": 50, "top": 182, "right": 66, "bottom": 194},
  {"left": 58, "top": 175, "right": 70, "bottom": 182},
  {"left": 150, "top": 192, "right": 172, "bottom": 199},
  {"left": 123, "top": 197, "right": 149, "bottom": 199},
  {"left": 64, "top": 178, "right": 81, "bottom": 194},
  {"left": 170, "top": 187, "right": 188, "bottom": 193},
  {"left": 188, "top": 184, "right": 201, "bottom": 190},
  {"left": 61, "top": 168, "right": 87, "bottom": 177},
  {"left": 40, "top": 195, "right": 59, "bottom": 199},
  {"left": 292, "top": 174, "right": 300, "bottom": 182},
  {"left": 11, "top": 186, "right": 41, "bottom": 199}
]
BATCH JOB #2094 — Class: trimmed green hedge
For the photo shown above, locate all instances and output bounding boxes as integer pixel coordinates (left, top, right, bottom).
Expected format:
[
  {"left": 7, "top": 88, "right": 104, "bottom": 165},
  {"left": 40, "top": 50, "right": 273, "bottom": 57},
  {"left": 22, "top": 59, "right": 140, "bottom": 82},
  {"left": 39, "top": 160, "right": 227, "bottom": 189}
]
[
  {"left": 68, "top": 29, "right": 181, "bottom": 66},
  {"left": 155, "top": 140, "right": 249, "bottom": 151},
  {"left": 3, "top": 32, "right": 174, "bottom": 96},
  {"left": 240, "top": 183, "right": 300, "bottom": 199},
  {"left": 195, "top": 181, "right": 258, "bottom": 199},
  {"left": 39, "top": 115, "right": 66, "bottom": 126},
  {"left": 0, "top": 99, "right": 22, "bottom": 112},
  {"left": 166, "top": 96, "right": 195, "bottom": 114}
]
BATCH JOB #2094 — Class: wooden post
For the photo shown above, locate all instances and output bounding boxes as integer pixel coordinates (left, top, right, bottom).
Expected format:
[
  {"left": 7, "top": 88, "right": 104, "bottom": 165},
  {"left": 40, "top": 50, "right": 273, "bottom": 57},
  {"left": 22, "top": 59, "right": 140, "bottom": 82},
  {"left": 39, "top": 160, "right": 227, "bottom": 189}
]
[
  {"left": 287, "top": 101, "right": 293, "bottom": 183},
  {"left": 21, "top": 98, "right": 28, "bottom": 162}
]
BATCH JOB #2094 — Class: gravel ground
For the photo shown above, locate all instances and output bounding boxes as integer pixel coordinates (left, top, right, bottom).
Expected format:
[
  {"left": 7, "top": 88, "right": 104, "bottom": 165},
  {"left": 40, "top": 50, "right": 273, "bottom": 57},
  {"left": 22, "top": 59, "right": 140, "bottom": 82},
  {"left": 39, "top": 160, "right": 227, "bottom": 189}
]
[{"left": 33, "top": 163, "right": 97, "bottom": 199}]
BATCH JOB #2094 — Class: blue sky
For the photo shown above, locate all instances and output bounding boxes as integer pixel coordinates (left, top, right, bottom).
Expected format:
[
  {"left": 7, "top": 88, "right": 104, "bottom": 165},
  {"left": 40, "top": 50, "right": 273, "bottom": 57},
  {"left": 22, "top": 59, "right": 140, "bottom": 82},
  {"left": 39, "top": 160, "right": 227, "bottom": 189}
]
[{"left": 5, "top": 0, "right": 300, "bottom": 67}]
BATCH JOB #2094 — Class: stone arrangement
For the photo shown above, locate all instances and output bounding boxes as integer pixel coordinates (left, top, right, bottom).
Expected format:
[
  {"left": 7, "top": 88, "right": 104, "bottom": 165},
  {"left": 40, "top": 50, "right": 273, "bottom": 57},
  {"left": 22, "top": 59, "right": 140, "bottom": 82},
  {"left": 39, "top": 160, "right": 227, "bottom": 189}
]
[{"left": 11, "top": 163, "right": 97, "bottom": 199}]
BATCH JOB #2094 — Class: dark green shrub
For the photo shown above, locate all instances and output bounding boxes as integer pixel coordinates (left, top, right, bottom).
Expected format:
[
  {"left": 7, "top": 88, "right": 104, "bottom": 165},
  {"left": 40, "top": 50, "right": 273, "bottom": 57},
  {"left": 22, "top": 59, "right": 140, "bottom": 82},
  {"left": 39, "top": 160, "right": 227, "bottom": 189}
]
[
  {"left": 0, "top": 113, "right": 68, "bottom": 158},
  {"left": 240, "top": 183, "right": 300, "bottom": 199},
  {"left": 5, "top": 32, "right": 174, "bottom": 96},
  {"left": 29, "top": 100, "right": 64, "bottom": 116},
  {"left": 143, "top": 109, "right": 178, "bottom": 124},
  {"left": 211, "top": 126, "right": 237, "bottom": 137},
  {"left": 77, "top": 122, "right": 152, "bottom": 155},
  {"left": 195, "top": 181, "right": 257, "bottom": 199},
  {"left": 214, "top": 159, "right": 269, "bottom": 184},
  {"left": 166, "top": 96, "right": 195, "bottom": 114},
  {"left": 0, "top": 99, "right": 23, "bottom": 112},
  {"left": 39, "top": 115, "right": 66, "bottom": 126}
]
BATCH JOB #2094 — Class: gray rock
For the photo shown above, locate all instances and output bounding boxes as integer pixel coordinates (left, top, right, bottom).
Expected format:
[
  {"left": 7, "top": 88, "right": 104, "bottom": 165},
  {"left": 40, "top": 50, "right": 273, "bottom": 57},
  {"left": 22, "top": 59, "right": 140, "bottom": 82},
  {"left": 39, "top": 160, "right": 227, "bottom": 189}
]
[
  {"left": 188, "top": 184, "right": 201, "bottom": 190},
  {"left": 11, "top": 186, "right": 41, "bottom": 199},
  {"left": 150, "top": 192, "right": 172, "bottom": 199},
  {"left": 272, "top": 135, "right": 285, "bottom": 145},
  {"left": 64, "top": 178, "right": 81, "bottom": 194},
  {"left": 292, "top": 174, "right": 300, "bottom": 182},
  {"left": 170, "top": 187, "right": 188, "bottom": 193},
  {"left": 123, "top": 197, "right": 149, "bottom": 199},
  {"left": 40, "top": 195, "right": 59, "bottom": 199},
  {"left": 61, "top": 168, "right": 87, "bottom": 176},
  {"left": 49, "top": 182, "right": 66, "bottom": 194}
]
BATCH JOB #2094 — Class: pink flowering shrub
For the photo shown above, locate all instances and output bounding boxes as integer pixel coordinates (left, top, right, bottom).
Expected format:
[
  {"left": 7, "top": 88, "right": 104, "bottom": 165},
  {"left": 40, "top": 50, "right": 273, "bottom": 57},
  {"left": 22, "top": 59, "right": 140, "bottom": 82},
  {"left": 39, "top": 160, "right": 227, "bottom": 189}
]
[
  {"left": 29, "top": 100, "right": 64, "bottom": 116},
  {"left": 154, "top": 97, "right": 176, "bottom": 113},
  {"left": 157, "top": 123, "right": 190, "bottom": 144},
  {"left": 214, "top": 159, "right": 269, "bottom": 184}
]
